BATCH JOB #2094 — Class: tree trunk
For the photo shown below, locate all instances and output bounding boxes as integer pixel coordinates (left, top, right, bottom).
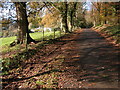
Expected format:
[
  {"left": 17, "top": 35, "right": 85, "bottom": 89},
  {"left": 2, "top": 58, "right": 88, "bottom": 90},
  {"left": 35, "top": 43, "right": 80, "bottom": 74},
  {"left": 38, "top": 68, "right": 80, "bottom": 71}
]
[
  {"left": 70, "top": 3, "right": 77, "bottom": 31},
  {"left": 61, "top": 2, "right": 70, "bottom": 33},
  {"left": 54, "top": 28, "right": 55, "bottom": 39},
  {"left": 98, "top": 11, "right": 101, "bottom": 25},
  {"left": 70, "top": 11, "right": 73, "bottom": 31},
  {"left": 42, "top": 29, "right": 44, "bottom": 41},
  {"left": 104, "top": 2, "right": 107, "bottom": 24},
  {"left": 50, "top": 2, "right": 70, "bottom": 33},
  {"left": 13, "top": 2, "right": 35, "bottom": 45},
  {"left": 97, "top": 3, "right": 101, "bottom": 25}
]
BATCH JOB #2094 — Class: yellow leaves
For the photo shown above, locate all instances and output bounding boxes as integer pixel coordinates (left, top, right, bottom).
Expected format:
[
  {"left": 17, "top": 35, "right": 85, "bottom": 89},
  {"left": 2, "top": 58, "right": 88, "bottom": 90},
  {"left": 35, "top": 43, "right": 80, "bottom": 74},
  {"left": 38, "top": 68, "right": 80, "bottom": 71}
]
[
  {"left": 28, "top": 17, "right": 32, "bottom": 23},
  {"left": 29, "top": 2, "right": 39, "bottom": 9},
  {"left": 0, "top": 19, "right": 11, "bottom": 24},
  {"left": 0, "top": 19, "right": 11, "bottom": 27},
  {"left": 91, "top": 2, "right": 118, "bottom": 24},
  {"left": 41, "top": 9, "right": 60, "bottom": 27},
  {"left": 28, "top": 16, "right": 42, "bottom": 27}
]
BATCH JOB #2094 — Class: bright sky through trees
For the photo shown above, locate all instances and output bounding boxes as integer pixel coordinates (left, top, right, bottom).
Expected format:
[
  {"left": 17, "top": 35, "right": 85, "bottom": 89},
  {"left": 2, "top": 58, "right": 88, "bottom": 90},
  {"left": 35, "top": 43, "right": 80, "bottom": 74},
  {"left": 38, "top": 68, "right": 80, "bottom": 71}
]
[
  {"left": 0, "top": 2, "right": 92, "bottom": 20},
  {"left": 0, "top": 2, "right": 16, "bottom": 20}
]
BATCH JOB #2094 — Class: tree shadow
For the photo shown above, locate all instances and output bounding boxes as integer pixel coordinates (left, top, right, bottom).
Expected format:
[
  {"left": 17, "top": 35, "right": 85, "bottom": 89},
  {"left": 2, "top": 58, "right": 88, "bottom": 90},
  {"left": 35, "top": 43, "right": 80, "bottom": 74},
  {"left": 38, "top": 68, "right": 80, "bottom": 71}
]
[
  {"left": 2, "top": 69, "right": 62, "bottom": 83},
  {"left": 2, "top": 32, "right": 76, "bottom": 88},
  {"left": 2, "top": 33, "right": 73, "bottom": 73},
  {"left": 60, "top": 29, "right": 120, "bottom": 86}
]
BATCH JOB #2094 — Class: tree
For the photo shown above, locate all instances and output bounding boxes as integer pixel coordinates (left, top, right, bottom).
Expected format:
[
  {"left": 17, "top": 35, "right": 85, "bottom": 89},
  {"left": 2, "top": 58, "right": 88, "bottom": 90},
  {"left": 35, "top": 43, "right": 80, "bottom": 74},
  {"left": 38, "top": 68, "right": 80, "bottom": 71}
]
[
  {"left": 61, "top": 2, "right": 70, "bottom": 33},
  {"left": 91, "top": 2, "right": 102, "bottom": 25},
  {"left": 110, "top": 2, "right": 120, "bottom": 24},
  {"left": 91, "top": 2, "right": 120, "bottom": 26},
  {"left": 11, "top": 2, "right": 35, "bottom": 45},
  {"left": 0, "top": 18, "right": 11, "bottom": 28},
  {"left": 72, "top": 2, "right": 88, "bottom": 28},
  {"left": 27, "top": 2, "right": 45, "bottom": 29},
  {"left": 68, "top": 2, "right": 77, "bottom": 31},
  {"left": 41, "top": 7, "right": 60, "bottom": 28},
  {"left": 47, "top": 2, "right": 70, "bottom": 33}
]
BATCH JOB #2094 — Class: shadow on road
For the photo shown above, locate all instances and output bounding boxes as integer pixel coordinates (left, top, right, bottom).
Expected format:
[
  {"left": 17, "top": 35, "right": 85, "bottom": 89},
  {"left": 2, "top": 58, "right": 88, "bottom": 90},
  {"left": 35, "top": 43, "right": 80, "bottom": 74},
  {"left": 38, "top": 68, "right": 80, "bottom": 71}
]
[{"left": 59, "top": 29, "right": 119, "bottom": 88}]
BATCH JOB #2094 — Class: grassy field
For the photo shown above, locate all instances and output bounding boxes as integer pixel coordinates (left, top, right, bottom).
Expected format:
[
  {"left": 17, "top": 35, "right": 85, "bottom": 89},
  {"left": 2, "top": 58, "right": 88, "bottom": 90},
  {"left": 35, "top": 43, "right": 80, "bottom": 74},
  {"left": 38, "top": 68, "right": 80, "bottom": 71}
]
[
  {"left": 0, "top": 36, "right": 16, "bottom": 46},
  {"left": 0, "top": 31, "right": 64, "bottom": 54},
  {"left": 0, "top": 31, "right": 62, "bottom": 46}
]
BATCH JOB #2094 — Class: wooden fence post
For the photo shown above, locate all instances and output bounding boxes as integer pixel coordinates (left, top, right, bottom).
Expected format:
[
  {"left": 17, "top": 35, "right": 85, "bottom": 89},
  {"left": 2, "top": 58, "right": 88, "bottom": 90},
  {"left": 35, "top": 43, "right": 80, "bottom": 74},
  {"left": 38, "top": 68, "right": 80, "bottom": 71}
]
[
  {"left": 43, "top": 29, "right": 44, "bottom": 41},
  {"left": 54, "top": 28, "right": 55, "bottom": 39}
]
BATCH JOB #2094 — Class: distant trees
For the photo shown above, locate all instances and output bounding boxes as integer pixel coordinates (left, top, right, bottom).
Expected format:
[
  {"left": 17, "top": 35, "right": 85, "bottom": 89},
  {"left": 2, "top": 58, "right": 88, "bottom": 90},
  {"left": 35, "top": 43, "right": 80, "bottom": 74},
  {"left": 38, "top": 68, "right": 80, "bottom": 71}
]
[
  {"left": 0, "top": 18, "right": 11, "bottom": 28},
  {"left": 27, "top": 2, "right": 45, "bottom": 29},
  {"left": 91, "top": 2, "right": 120, "bottom": 26},
  {"left": 41, "top": 7, "right": 61, "bottom": 28},
  {"left": 110, "top": 2, "right": 120, "bottom": 24}
]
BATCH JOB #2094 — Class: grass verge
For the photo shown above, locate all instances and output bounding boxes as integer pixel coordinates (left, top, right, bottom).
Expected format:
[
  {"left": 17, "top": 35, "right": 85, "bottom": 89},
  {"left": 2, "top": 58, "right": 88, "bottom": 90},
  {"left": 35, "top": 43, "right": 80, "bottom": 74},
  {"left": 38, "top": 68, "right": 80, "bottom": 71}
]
[{"left": 93, "top": 24, "right": 120, "bottom": 45}]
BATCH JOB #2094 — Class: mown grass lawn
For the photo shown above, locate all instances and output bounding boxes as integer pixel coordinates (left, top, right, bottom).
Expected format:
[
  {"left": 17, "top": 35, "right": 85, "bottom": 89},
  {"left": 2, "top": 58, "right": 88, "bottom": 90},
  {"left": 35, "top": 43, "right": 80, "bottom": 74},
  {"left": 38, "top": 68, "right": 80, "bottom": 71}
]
[
  {"left": 0, "top": 31, "right": 64, "bottom": 54},
  {"left": 0, "top": 31, "right": 62, "bottom": 46},
  {"left": 0, "top": 36, "right": 16, "bottom": 46}
]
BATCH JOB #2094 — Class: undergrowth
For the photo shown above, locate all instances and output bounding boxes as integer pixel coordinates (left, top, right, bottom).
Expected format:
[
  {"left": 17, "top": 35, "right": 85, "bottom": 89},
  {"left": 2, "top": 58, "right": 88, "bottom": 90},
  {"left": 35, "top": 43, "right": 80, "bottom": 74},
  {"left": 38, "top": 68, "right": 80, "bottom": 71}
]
[
  {"left": 101, "top": 25, "right": 120, "bottom": 44},
  {"left": 94, "top": 25, "right": 120, "bottom": 44}
]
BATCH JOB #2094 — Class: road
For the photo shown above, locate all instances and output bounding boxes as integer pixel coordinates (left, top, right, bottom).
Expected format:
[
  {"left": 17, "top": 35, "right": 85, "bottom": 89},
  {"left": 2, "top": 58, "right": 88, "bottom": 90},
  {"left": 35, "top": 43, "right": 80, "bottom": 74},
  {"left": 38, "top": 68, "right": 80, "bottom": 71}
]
[
  {"left": 58, "top": 29, "right": 119, "bottom": 88},
  {"left": 2, "top": 28, "right": 120, "bottom": 89}
]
